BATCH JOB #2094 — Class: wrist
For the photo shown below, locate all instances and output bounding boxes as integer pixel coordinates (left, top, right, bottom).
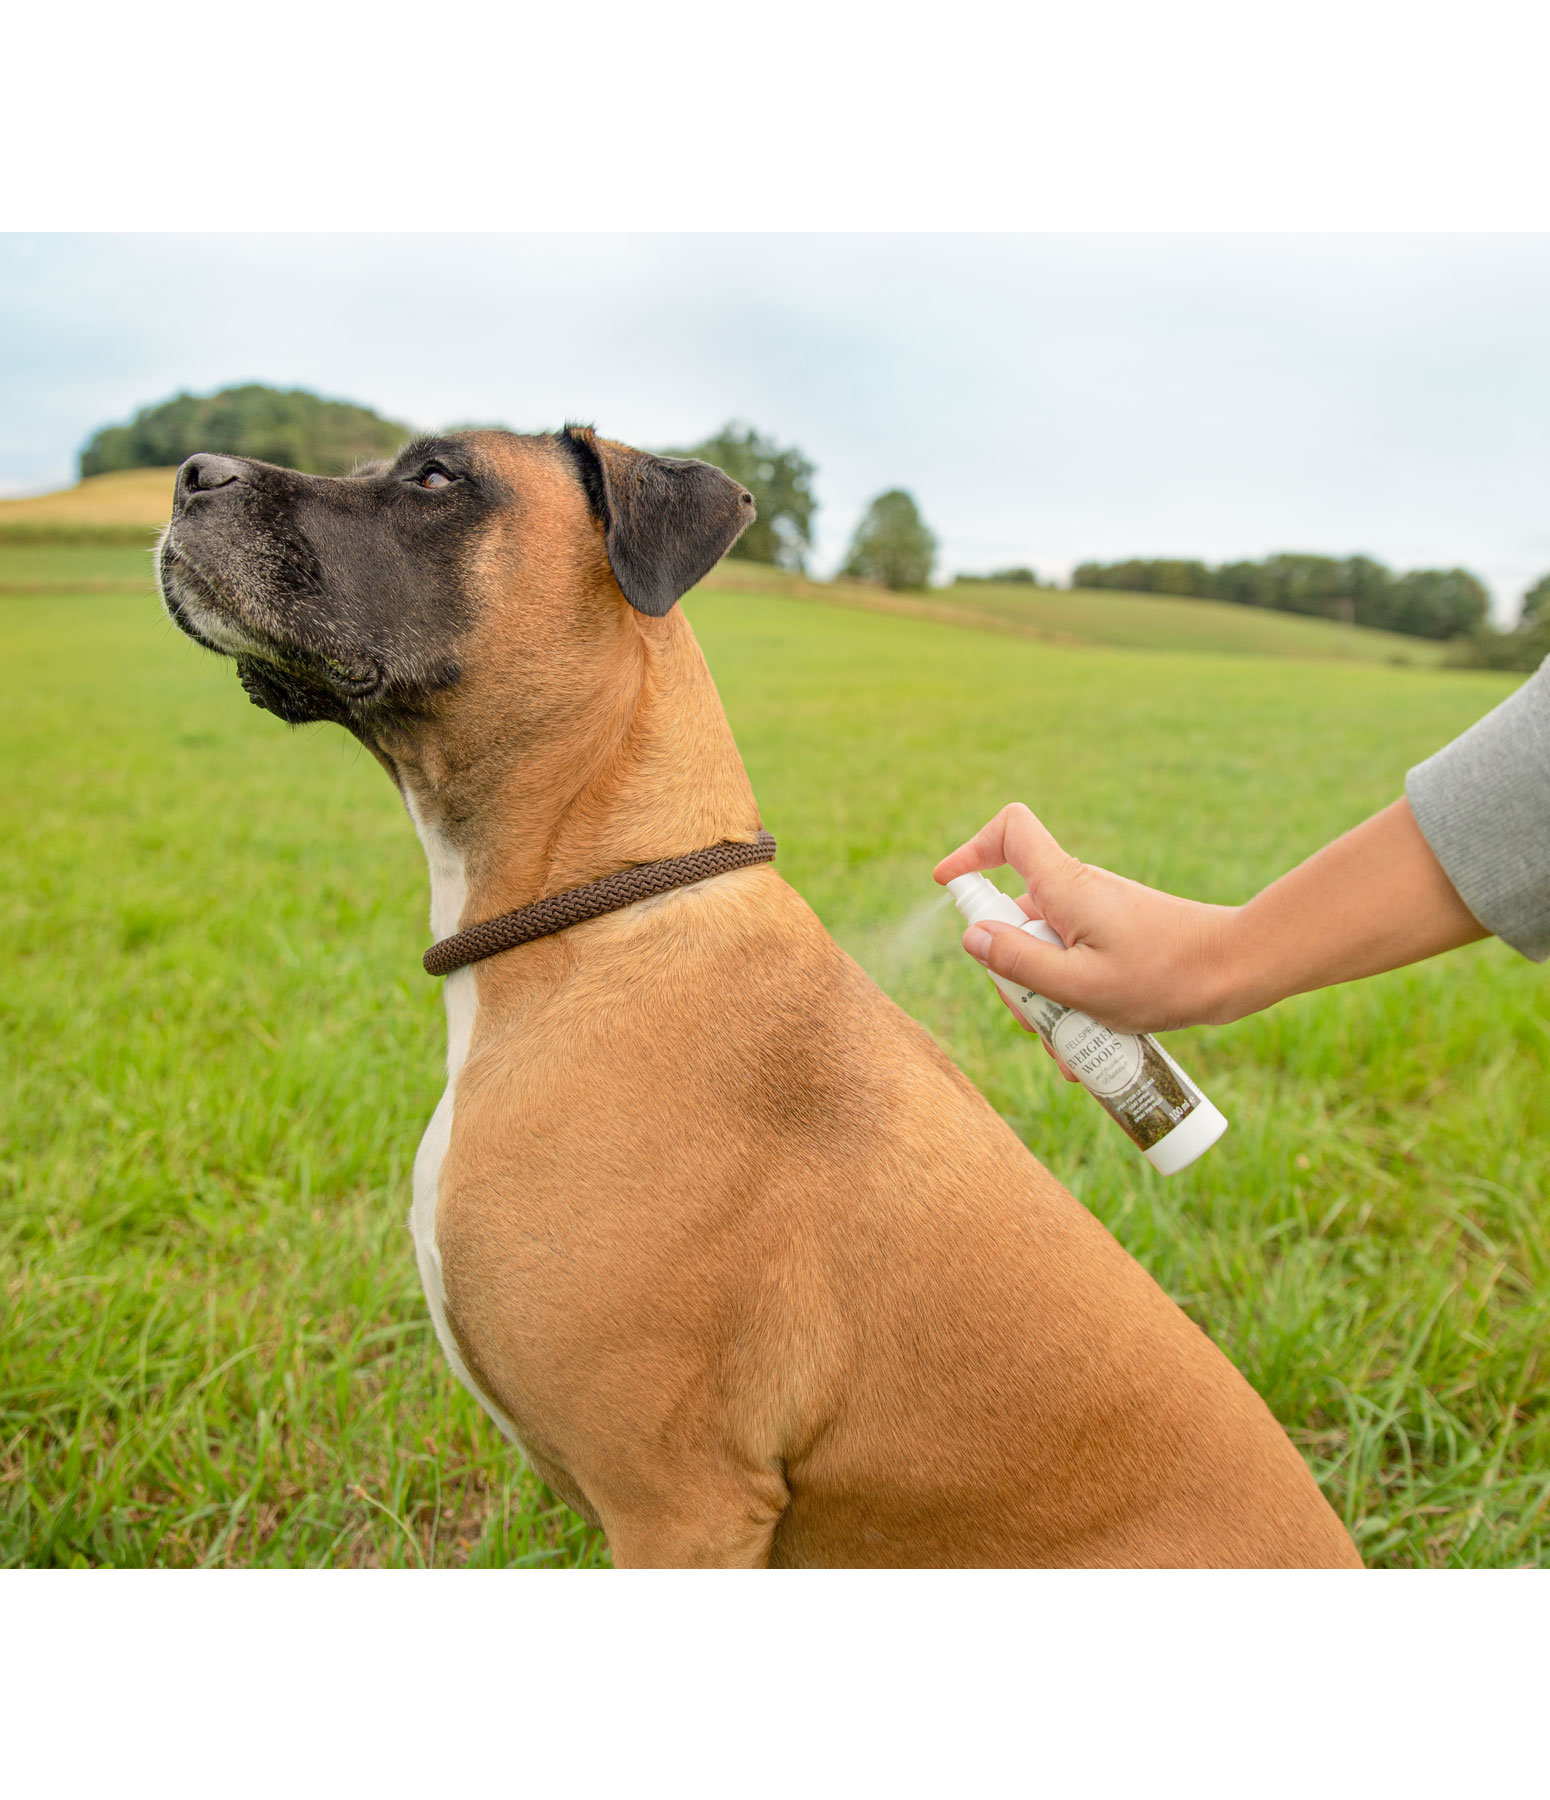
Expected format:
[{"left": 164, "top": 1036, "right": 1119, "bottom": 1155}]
[{"left": 1194, "top": 903, "right": 1265, "bottom": 1024}]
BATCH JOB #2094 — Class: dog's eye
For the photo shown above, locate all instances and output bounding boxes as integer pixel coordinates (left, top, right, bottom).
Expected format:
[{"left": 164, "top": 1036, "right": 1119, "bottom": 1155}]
[{"left": 418, "top": 468, "right": 453, "bottom": 489}]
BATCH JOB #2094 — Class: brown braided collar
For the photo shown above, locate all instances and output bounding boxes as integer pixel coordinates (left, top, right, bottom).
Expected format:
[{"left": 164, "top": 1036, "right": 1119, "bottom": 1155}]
[{"left": 422, "top": 831, "right": 777, "bottom": 976}]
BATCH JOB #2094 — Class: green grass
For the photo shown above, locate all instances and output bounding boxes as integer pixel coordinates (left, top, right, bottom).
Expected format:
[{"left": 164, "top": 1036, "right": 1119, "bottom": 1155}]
[
  {"left": 0, "top": 545, "right": 160, "bottom": 592},
  {"left": 701, "top": 558, "right": 1450, "bottom": 665},
  {"left": 3, "top": 546, "right": 1545, "bottom": 1567}
]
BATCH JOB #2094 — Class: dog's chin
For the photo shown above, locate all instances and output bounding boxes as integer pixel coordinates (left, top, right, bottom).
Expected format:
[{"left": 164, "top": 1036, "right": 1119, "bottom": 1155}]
[
  {"left": 164, "top": 582, "right": 269, "bottom": 660},
  {"left": 157, "top": 538, "right": 381, "bottom": 723},
  {"left": 235, "top": 657, "right": 355, "bottom": 726}
]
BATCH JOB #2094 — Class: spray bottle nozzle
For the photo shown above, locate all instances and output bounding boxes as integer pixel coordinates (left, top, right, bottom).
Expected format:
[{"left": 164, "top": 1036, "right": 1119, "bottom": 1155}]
[
  {"left": 944, "top": 873, "right": 991, "bottom": 909},
  {"left": 946, "top": 873, "right": 1030, "bottom": 932},
  {"left": 947, "top": 873, "right": 1067, "bottom": 947}
]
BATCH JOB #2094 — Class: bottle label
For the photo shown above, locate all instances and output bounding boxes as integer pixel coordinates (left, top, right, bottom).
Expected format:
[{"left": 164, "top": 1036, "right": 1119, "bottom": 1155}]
[
  {"left": 1049, "top": 1013, "right": 1144, "bottom": 1097},
  {"left": 1004, "top": 982, "right": 1203, "bottom": 1151}
]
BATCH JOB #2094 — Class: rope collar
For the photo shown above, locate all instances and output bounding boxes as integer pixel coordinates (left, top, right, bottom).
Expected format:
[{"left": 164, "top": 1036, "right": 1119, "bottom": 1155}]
[{"left": 422, "top": 832, "right": 777, "bottom": 976}]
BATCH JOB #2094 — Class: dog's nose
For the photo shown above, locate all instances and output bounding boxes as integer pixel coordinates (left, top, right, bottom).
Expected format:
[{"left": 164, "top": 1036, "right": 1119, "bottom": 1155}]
[{"left": 178, "top": 453, "right": 246, "bottom": 499}]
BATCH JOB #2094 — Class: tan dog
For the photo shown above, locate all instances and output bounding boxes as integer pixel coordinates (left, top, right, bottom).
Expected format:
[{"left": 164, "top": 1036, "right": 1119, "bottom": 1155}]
[{"left": 158, "top": 427, "right": 1361, "bottom": 1568}]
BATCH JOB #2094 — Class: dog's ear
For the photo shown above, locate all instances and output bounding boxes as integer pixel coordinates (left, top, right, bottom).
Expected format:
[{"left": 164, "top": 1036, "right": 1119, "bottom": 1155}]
[{"left": 561, "top": 424, "right": 756, "bottom": 617}]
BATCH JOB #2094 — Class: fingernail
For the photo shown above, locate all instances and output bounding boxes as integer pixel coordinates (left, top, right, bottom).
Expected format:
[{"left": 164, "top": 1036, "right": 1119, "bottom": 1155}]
[{"left": 964, "top": 927, "right": 992, "bottom": 961}]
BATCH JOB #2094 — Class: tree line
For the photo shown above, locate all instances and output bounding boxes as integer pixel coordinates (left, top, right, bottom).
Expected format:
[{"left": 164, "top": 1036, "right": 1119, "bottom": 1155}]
[{"left": 1071, "top": 554, "right": 1490, "bottom": 642}]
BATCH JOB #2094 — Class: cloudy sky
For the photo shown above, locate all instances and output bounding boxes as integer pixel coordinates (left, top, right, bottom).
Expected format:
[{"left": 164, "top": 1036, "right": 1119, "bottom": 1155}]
[{"left": 4, "top": 233, "right": 1549, "bottom": 615}]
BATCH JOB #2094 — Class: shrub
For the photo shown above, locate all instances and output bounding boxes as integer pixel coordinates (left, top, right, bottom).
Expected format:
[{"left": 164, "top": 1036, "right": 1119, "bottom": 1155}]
[{"left": 1445, "top": 620, "right": 1550, "bottom": 672}]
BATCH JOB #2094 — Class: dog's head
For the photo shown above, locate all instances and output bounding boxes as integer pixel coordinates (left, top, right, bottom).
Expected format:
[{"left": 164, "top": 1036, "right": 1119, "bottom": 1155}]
[{"left": 157, "top": 427, "right": 755, "bottom": 748}]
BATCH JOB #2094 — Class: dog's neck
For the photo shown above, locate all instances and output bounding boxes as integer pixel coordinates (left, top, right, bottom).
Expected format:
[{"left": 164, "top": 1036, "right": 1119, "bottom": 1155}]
[{"left": 390, "top": 608, "right": 760, "bottom": 946}]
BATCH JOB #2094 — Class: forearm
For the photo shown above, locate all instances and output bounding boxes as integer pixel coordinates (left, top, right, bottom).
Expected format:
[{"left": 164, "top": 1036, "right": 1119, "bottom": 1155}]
[{"left": 1210, "top": 797, "right": 1488, "bottom": 1021}]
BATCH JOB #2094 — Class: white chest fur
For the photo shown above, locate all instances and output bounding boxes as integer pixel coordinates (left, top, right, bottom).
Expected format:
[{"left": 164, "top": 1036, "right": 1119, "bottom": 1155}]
[{"left": 405, "top": 794, "right": 526, "bottom": 1448}]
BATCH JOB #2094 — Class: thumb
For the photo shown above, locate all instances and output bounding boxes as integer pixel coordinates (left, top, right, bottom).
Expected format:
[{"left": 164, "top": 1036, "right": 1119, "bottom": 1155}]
[{"left": 965, "top": 919, "right": 1079, "bottom": 1006}]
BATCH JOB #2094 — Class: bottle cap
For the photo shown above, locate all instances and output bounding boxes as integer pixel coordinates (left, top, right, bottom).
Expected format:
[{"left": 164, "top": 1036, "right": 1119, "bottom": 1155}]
[
  {"left": 1143, "top": 1097, "right": 1229, "bottom": 1175},
  {"left": 945, "top": 872, "right": 1029, "bottom": 930}
]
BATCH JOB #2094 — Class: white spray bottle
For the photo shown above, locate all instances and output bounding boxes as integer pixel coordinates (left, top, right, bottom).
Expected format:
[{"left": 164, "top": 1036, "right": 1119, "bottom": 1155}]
[{"left": 946, "top": 873, "right": 1228, "bottom": 1175}]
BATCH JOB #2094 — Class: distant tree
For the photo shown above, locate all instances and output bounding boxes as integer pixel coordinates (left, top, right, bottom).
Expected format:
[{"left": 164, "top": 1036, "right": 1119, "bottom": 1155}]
[
  {"left": 1073, "top": 558, "right": 1209, "bottom": 597},
  {"left": 1235, "top": 553, "right": 1396, "bottom": 629},
  {"left": 1212, "top": 560, "right": 1274, "bottom": 607},
  {"left": 1074, "top": 560, "right": 1149, "bottom": 593},
  {"left": 842, "top": 490, "right": 937, "bottom": 591},
  {"left": 80, "top": 384, "right": 410, "bottom": 478},
  {"left": 1150, "top": 559, "right": 1212, "bottom": 597},
  {"left": 671, "top": 422, "right": 816, "bottom": 569},
  {"left": 1383, "top": 568, "right": 1490, "bottom": 640},
  {"left": 1333, "top": 556, "right": 1394, "bottom": 629},
  {"left": 1253, "top": 553, "right": 1347, "bottom": 618},
  {"left": 1519, "top": 572, "right": 1550, "bottom": 630},
  {"left": 955, "top": 566, "right": 1041, "bottom": 586}
]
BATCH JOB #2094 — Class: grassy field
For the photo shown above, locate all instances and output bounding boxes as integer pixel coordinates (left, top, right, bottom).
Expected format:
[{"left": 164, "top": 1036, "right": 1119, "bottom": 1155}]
[
  {"left": 0, "top": 545, "right": 159, "bottom": 593},
  {"left": 3, "top": 545, "right": 1545, "bottom": 1567}
]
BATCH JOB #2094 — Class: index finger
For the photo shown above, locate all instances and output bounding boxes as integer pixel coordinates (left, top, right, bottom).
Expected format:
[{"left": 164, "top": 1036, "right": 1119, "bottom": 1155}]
[{"left": 934, "top": 802, "right": 1068, "bottom": 888}]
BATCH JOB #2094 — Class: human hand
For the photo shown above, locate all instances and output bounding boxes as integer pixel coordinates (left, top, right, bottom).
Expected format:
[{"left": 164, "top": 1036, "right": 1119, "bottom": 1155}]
[
  {"left": 934, "top": 803, "right": 1240, "bottom": 1034},
  {"left": 937, "top": 795, "right": 1486, "bottom": 1037}
]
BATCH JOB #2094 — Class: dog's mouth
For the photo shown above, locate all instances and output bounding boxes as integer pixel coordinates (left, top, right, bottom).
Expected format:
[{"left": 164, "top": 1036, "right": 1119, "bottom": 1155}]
[{"left": 157, "top": 532, "right": 382, "bottom": 701}]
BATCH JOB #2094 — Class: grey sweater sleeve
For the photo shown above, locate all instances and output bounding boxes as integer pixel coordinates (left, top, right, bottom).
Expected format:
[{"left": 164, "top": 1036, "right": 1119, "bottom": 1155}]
[{"left": 1405, "top": 656, "right": 1550, "bottom": 961}]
